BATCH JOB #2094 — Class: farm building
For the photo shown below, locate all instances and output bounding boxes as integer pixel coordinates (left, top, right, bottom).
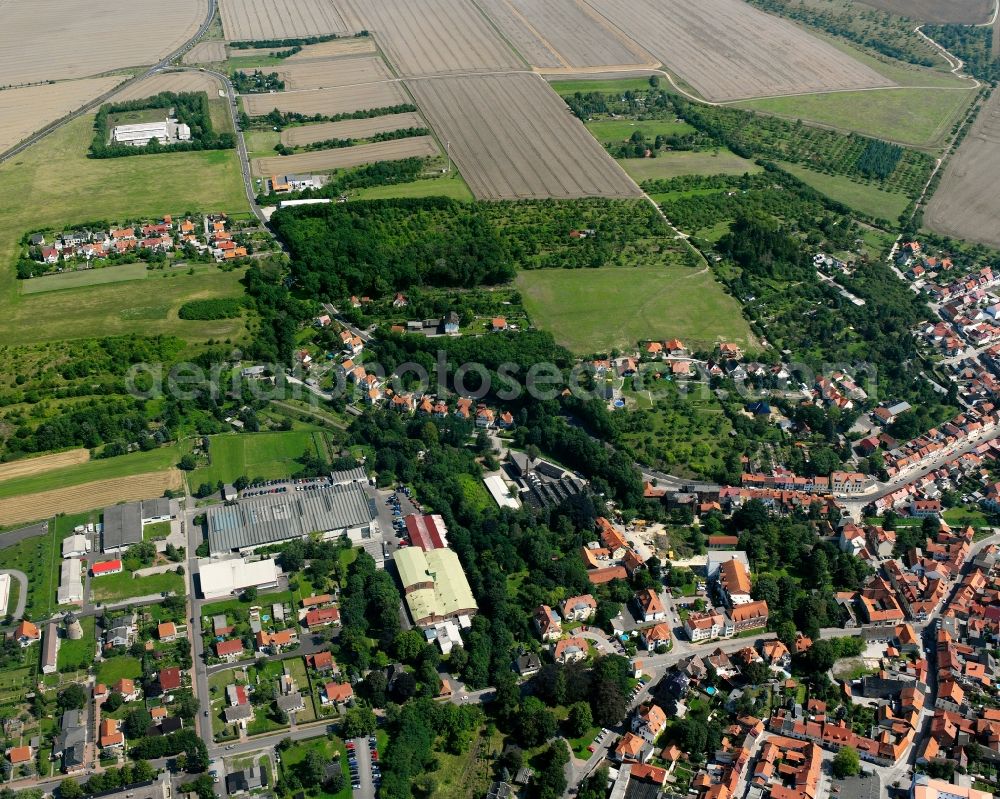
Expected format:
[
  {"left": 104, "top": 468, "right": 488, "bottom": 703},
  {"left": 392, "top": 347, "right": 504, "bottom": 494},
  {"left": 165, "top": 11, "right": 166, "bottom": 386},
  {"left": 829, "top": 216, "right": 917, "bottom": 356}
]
[
  {"left": 404, "top": 513, "right": 448, "bottom": 551},
  {"left": 0, "top": 574, "right": 9, "bottom": 617},
  {"left": 395, "top": 546, "right": 478, "bottom": 627},
  {"left": 197, "top": 557, "right": 280, "bottom": 599},
  {"left": 266, "top": 173, "right": 324, "bottom": 193},
  {"left": 205, "top": 483, "right": 376, "bottom": 554},
  {"left": 62, "top": 535, "right": 90, "bottom": 558},
  {"left": 92, "top": 560, "right": 123, "bottom": 577},
  {"left": 58, "top": 559, "right": 83, "bottom": 604},
  {"left": 42, "top": 622, "right": 59, "bottom": 674},
  {"left": 112, "top": 119, "right": 191, "bottom": 147}
]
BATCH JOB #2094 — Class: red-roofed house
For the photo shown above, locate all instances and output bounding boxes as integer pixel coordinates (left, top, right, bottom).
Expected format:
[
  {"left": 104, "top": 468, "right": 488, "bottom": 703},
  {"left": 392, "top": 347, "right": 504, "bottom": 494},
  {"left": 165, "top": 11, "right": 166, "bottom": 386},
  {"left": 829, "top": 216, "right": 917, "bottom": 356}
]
[
  {"left": 215, "top": 639, "right": 244, "bottom": 662},
  {"left": 323, "top": 682, "right": 354, "bottom": 706},
  {"left": 91, "top": 560, "right": 123, "bottom": 577},
  {"left": 305, "top": 608, "right": 341, "bottom": 629}
]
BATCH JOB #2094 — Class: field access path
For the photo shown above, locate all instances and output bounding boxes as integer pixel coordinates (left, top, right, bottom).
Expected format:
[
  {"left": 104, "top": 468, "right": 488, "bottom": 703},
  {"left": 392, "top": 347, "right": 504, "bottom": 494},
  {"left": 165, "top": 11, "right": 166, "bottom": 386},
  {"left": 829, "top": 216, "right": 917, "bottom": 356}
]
[{"left": 0, "top": 0, "right": 219, "bottom": 165}]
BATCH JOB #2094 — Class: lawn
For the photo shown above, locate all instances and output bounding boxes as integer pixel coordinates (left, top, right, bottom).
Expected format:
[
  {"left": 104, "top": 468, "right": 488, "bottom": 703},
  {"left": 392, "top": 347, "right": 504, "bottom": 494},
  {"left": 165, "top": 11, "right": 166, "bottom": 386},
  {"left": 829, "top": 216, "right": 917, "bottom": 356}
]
[
  {"left": 737, "top": 86, "right": 975, "bottom": 150},
  {"left": 620, "top": 149, "right": 761, "bottom": 182},
  {"left": 550, "top": 77, "right": 659, "bottom": 96},
  {"left": 0, "top": 444, "right": 187, "bottom": 500},
  {"left": 245, "top": 130, "right": 280, "bottom": 158},
  {"left": 351, "top": 173, "right": 473, "bottom": 201},
  {"left": 0, "top": 114, "right": 250, "bottom": 346},
  {"left": 97, "top": 655, "right": 143, "bottom": 684},
  {"left": 943, "top": 507, "right": 992, "bottom": 530},
  {"left": 516, "top": 263, "right": 753, "bottom": 355},
  {"left": 587, "top": 118, "right": 696, "bottom": 143},
  {"left": 90, "top": 568, "right": 184, "bottom": 603},
  {"left": 21, "top": 263, "right": 151, "bottom": 294},
  {"left": 57, "top": 615, "right": 95, "bottom": 671},
  {"left": 280, "top": 736, "right": 351, "bottom": 799},
  {"left": 144, "top": 521, "right": 171, "bottom": 541},
  {"left": 777, "top": 162, "right": 911, "bottom": 221},
  {"left": 422, "top": 726, "right": 501, "bottom": 799},
  {"left": 192, "top": 431, "right": 329, "bottom": 485}
]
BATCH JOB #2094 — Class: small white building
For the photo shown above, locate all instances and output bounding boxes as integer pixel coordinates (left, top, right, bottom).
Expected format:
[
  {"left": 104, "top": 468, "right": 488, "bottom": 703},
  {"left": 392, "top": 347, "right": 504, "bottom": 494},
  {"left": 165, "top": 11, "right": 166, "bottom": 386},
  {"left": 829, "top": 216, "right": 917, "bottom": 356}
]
[{"left": 61, "top": 535, "right": 90, "bottom": 559}]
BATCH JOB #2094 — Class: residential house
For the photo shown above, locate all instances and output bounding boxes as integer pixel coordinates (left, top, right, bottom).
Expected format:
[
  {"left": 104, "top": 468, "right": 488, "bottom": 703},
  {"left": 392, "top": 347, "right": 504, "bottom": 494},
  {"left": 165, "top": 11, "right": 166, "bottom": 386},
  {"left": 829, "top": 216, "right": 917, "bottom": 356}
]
[
  {"left": 729, "top": 600, "right": 769, "bottom": 634},
  {"left": 113, "top": 678, "right": 139, "bottom": 702},
  {"left": 634, "top": 589, "right": 666, "bottom": 623},
  {"left": 305, "top": 607, "right": 341, "bottom": 629},
  {"left": 215, "top": 639, "right": 244, "bottom": 662},
  {"left": 323, "top": 682, "right": 354, "bottom": 707},
  {"left": 642, "top": 623, "right": 672, "bottom": 650},
  {"left": 534, "top": 605, "right": 562, "bottom": 643},
  {"left": 560, "top": 594, "right": 597, "bottom": 622},
  {"left": 614, "top": 732, "right": 653, "bottom": 764},
  {"left": 15, "top": 620, "right": 39, "bottom": 647},
  {"left": 632, "top": 703, "right": 667, "bottom": 744},
  {"left": 553, "top": 636, "right": 588, "bottom": 665},
  {"left": 99, "top": 719, "right": 124, "bottom": 751}
]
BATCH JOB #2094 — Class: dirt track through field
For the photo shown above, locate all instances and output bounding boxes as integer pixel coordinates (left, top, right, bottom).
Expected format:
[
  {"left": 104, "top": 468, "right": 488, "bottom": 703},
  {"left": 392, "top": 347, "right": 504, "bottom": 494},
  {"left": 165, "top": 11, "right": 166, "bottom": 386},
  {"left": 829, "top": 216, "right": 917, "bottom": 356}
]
[
  {"left": 925, "top": 90, "right": 1000, "bottom": 248},
  {"left": 253, "top": 136, "right": 439, "bottom": 175},
  {"left": 220, "top": 0, "right": 350, "bottom": 40},
  {"left": 0, "top": 450, "right": 90, "bottom": 483},
  {"left": 0, "top": 0, "right": 203, "bottom": 85},
  {"left": 336, "top": 0, "right": 523, "bottom": 76},
  {"left": 0, "top": 78, "right": 125, "bottom": 154},
  {"left": 475, "top": 0, "right": 656, "bottom": 69},
  {"left": 581, "top": 0, "right": 893, "bottom": 102},
  {"left": 273, "top": 56, "right": 393, "bottom": 91},
  {"left": 281, "top": 112, "right": 426, "bottom": 145},
  {"left": 243, "top": 83, "right": 409, "bottom": 116},
  {"left": 407, "top": 73, "right": 641, "bottom": 199},
  {"left": 113, "top": 72, "right": 225, "bottom": 102},
  {"left": 856, "top": 0, "right": 993, "bottom": 23},
  {"left": 0, "top": 470, "right": 183, "bottom": 527}
]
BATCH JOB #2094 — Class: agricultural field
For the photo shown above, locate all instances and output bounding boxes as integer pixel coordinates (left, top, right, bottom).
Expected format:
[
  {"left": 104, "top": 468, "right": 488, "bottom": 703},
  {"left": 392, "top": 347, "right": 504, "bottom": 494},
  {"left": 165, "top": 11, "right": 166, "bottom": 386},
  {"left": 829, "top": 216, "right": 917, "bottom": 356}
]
[
  {"left": 182, "top": 41, "right": 228, "bottom": 64},
  {"left": 516, "top": 263, "right": 753, "bottom": 354},
  {"left": 0, "top": 449, "right": 89, "bottom": 483},
  {"left": 0, "top": 470, "right": 183, "bottom": 527},
  {"left": 242, "top": 83, "right": 408, "bottom": 116},
  {"left": 856, "top": 0, "right": 993, "bottom": 23},
  {"left": 285, "top": 38, "right": 377, "bottom": 60},
  {"left": 408, "top": 73, "right": 641, "bottom": 199},
  {"left": 925, "top": 90, "right": 1000, "bottom": 248},
  {"left": 112, "top": 71, "right": 225, "bottom": 102},
  {"left": 621, "top": 150, "right": 761, "bottom": 182},
  {"left": 352, "top": 173, "right": 474, "bottom": 201},
  {"left": 281, "top": 112, "right": 426, "bottom": 146},
  {"left": 0, "top": 0, "right": 203, "bottom": 84},
  {"left": 0, "top": 78, "right": 125, "bottom": 155},
  {"left": 219, "top": 0, "right": 349, "bottom": 41},
  {"left": 20, "top": 262, "right": 152, "bottom": 295},
  {"left": 738, "top": 86, "right": 976, "bottom": 150},
  {"left": 192, "top": 431, "right": 330, "bottom": 485},
  {"left": 0, "top": 116, "right": 249, "bottom": 346},
  {"left": 583, "top": 0, "right": 891, "bottom": 101},
  {"left": 475, "top": 0, "right": 655, "bottom": 69},
  {"left": 336, "top": 0, "right": 522, "bottom": 76},
  {"left": 252, "top": 136, "right": 439, "bottom": 176},
  {"left": 272, "top": 55, "right": 393, "bottom": 91}
]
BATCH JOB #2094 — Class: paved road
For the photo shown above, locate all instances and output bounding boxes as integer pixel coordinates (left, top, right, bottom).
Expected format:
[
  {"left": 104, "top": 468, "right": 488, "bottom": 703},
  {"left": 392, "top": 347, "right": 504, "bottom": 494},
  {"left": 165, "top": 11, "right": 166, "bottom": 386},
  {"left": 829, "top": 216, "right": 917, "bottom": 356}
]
[{"left": 0, "top": 0, "right": 219, "bottom": 165}]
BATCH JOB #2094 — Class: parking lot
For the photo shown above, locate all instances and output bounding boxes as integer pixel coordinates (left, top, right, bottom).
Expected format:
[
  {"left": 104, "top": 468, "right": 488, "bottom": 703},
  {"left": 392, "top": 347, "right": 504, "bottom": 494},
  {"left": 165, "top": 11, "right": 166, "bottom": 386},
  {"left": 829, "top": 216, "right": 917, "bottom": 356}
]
[
  {"left": 348, "top": 735, "right": 380, "bottom": 798},
  {"left": 375, "top": 485, "right": 421, "bottom": 557}
]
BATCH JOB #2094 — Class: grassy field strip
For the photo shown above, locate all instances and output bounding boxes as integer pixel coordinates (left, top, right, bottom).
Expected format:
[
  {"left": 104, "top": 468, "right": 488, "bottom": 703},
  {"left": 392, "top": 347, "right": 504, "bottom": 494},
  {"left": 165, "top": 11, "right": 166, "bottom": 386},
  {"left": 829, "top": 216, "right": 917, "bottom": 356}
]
[
  {"left": 0, "top": 470, "right": 183, "bottom": 527},
  {"left": 586, "top": 118, "right": 696, "bottom": 142},
  {"left": 620, "top": 150, "right": 761, "bottom": 181},
  {"left": 517, "top": 263, "right": 753, "bottom": 354},
  {"left": 21, "top": 263, "right": 150, "bottom": 294},
  {"left": 351, "top": 175, "right": 474, "bottom": 201},
  {"left": 0, "top": 449, "right": 89, "bottom": 482},
  {"left": 778, "top": 161, "right": 911, "bottom": 220}
]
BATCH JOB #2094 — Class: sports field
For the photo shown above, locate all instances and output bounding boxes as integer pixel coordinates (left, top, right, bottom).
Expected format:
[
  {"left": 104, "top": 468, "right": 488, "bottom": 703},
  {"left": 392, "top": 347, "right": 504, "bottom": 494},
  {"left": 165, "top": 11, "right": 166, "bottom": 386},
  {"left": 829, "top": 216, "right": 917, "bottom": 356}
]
[
  {"left": 192, "top": 431, "right": 330, "bottom": 485},
  {"left": 737, "top": 87, "right": 976, "bottom": 150},
  {"left": 778, "top": 162, "right": 911, "bottom": 221},
  {"left": 0, "top": 115, "right": 249, "bottom": 345},
  {"left": 516, "top": 263, "right": 753, "bottom": 355},
  {"left": 620, "top": 150, "right": 761, "bottom": 182}
]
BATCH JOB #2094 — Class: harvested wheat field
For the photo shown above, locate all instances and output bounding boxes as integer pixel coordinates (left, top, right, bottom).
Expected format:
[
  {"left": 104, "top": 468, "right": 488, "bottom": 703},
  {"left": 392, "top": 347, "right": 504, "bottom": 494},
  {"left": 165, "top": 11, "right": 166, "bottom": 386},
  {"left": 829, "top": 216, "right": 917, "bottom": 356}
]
[
  {"left": 0, "top": 470, "right": 182, "bottom": 527},
  {"left": 281, "top": 112, "right": 425, "bottom": 146},
  {"left": 337, "top": 0, "right": 522, "bottom": 76},
  {"left": 925, "top": 91, "right": 1000, "bottom": 248},
  {"left": 408, "top": 73, "right": 641, "bottom": 200},
  {"left": 243, "top": 82, "right": 408, "bottom": 116},
  {"left": 475, "top": 0, "right": 655, "bottom": 69},
  {"left": 273, "top": 56, "right": 393, "bottom": 91},
  {"left": 220, "top": 0, "right": 349, "bottom": 40},
  {"left": 856, "top": 0, "right": 993, "bottom": 23},
  {"left": 0, "top": 450, "right": 90, "bottom": 483},
  {"left": 113, "top": 71, "right": 225, "bottom": 102},
  {"left": 0, "top": 0, "right": 202, "bottom": 85},
  {"left": 182, "top": 41, "right": 227, "bottom": 64},
  {"left": 582, "top": 0, "right": 892, "bottom": 102},
  {"left": 253, "top": 136, "right": 439, "bottom": 176},
  {"left": 0, "top": 77, "right": 124, "bottom": 154},
  {"left": 286, "top": 38, "right": 377, "bottom": 61}
]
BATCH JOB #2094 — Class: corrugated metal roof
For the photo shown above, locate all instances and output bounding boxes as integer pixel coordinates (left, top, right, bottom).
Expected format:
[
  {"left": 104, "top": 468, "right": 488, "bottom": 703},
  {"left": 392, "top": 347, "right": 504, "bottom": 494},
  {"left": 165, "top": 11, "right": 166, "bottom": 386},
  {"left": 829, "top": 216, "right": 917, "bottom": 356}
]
[
  {"left": 207, "top": 483, "right": 375, "bottom": 553},
  {"left": 102, "top": 502, "right": 142, "bottom": 551}
]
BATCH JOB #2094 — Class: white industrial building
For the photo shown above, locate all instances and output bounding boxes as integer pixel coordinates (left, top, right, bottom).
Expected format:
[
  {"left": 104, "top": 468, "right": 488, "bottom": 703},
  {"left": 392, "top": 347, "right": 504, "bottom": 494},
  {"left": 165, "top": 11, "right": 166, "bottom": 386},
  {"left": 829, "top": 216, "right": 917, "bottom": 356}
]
[
  {"left": 197, "top": 557, "right": 280, "bottom": 599},
  {"left": 62, "top": 535, "right": 90, "bottom": 559},
  {"left": 112, "top": 119, "right": 191, "bottom": 147},
  {"left": 58, "top": 559, "right": 84, "bottom": 604}
]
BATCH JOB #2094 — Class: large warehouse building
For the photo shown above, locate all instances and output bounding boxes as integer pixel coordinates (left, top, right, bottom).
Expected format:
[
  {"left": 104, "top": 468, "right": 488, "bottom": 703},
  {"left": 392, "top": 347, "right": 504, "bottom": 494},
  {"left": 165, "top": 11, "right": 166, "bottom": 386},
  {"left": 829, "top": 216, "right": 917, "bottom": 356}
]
[
  {"left": 206, "top": 483, "right": 377, "bottom": 555},
  {"left": 395, "top": 547, "right": 477, "bottom": 627}
]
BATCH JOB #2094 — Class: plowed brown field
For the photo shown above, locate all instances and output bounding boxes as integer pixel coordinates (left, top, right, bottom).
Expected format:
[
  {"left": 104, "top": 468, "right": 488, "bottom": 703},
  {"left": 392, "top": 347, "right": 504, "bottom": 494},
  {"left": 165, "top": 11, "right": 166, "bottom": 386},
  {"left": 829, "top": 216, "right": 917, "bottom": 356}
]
[
  {"left": 182, "top": 41, "right": 227, "bottom": 64},
  {"left": 273, "top": 56, "right": 392, "bottom": 91},
  {"left": 0, "top": 450, "right": 89, "bottom": 482},
  {"left": 925, "top": 90, "right": 1000, "bottom": 248},
  {"left": 581, "top": 0, "right": 892, "bottom": 102},
  {"left": 220, "top": 0, "right": 349, "bottom": 41},
  {"left": 0, "top": 470, "right": 183, "bottom": 527},
  {"left": 0, "top": 0, "right": 202, "bottom": 85},
  {"left": 243, "top": 83, "right": 408, "bottom": 116},
  {"left": 407, "top": 73, "right": 641, "bottom": 199},
  {"left": 253, "top": 136, "right": 439, "bottom": 175},
  {"left": 336, "top": 0, "right": 522, "bottom": 76},
  {"left": 281, "top": 112, "right": 425, "bottom": 145}
]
